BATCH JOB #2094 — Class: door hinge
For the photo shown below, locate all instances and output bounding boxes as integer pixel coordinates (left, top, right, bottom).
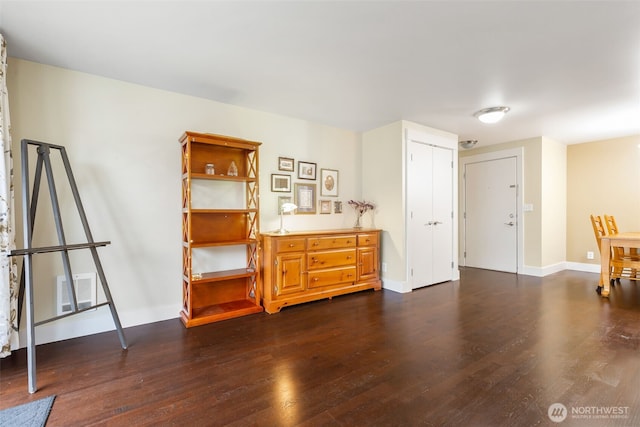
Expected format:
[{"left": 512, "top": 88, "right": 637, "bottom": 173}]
[
  {"left": 411, "top": 268, "right": 413, "bottom": 277},
  {"left": 274, "top": 259, "right": 278, "bottom": 266},
  {"left": 464, "top": 251, "right": 466, "bottom": 258},
  {"left": 451, "top": 261, "right": 454, "bottom": 268}
]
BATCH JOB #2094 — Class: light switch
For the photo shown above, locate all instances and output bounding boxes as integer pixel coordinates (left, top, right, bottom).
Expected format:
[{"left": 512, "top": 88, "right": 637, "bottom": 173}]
[{"left": 524, "top": 203, "right": 534, "bottom": 212}]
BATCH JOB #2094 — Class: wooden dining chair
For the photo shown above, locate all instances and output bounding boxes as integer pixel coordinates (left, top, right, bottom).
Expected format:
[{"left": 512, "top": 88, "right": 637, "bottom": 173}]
[{"left": 591, "top": 214, "right": 640, "bottom": 285}]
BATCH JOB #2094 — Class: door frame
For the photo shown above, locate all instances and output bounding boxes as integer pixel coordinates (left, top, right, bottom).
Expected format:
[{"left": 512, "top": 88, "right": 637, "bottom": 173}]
[{"left": 459, "top": 147, "right": 524, "bottom": 274}]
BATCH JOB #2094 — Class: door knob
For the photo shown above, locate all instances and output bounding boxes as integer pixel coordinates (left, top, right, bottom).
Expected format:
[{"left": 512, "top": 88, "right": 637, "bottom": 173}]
[{"left": 504, "top": 222, "right": 515, "bottom": 226}]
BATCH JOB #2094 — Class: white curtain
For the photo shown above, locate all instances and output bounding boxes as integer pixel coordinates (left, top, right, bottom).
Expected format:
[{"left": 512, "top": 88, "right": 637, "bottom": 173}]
[{"left": 0, "top": 33, "right": 18, "bottom": 357}]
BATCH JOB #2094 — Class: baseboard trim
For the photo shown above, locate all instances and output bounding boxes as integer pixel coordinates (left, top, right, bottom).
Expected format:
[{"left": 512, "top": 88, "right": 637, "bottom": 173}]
[
  {"left": 565, "top": 262, "right": 601, "bottom": 273},
  {"left": 381, "top": 278, "right": 410, "bottom": 293},
  {"left": 17, "top": 304, "right": 180, "bottom": 348}
]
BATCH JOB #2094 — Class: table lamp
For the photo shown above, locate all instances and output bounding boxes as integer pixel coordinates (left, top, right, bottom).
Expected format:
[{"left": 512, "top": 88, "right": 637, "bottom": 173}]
[{"left": 277, "top": 203, "right": 297, "bottom": 234}]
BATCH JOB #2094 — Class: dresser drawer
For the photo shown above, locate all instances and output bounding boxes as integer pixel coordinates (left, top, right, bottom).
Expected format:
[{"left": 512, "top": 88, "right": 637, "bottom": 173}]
[
  {"left": 276, "top": 238, "right": 306, "bottom": 253},
  {"left": 307, "top": 249, "right": 356, "bottom": 270},
  {"left": 308, "top": 267, "right": 357, "bottom": 289},
  {"left": 357, "top": 233, "right": 378, "bottom": 247},
  {"left": 307, "top": 235, "right": 356, "bottom": 250}
]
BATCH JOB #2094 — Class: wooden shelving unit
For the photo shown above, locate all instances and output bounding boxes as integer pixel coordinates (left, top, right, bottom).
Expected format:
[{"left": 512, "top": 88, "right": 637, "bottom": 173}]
[{"left": 180, "top": 131, "right": 263, "bottom": 327}]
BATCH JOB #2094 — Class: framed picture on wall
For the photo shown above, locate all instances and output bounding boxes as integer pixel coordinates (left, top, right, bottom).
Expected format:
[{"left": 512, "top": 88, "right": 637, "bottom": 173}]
[
  {"left": 278, "top": 157, "right": 294, "bottom": 172},
  {"left": 334, "top": 201, "right": 343, "bottom": 214},
  {"left": 294, "top": 183, "right": 316, "bottom": 214},
  {"left": 320, "top": 200, "right": 331, "bottom": 214},
  {"left": 271, "top": 174, "right": 291, "bottom": 192},
  {"left": 298, "top": 161, "right": 317, "bottom": 180},
  {"left": 320, "top": 169, "right": 338, "bottom": 196}
]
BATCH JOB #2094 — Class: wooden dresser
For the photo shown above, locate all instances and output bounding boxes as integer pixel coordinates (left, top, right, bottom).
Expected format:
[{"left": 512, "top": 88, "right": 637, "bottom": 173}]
[{"left": 260, "top": 229, "right": 382, "bottom": 313}]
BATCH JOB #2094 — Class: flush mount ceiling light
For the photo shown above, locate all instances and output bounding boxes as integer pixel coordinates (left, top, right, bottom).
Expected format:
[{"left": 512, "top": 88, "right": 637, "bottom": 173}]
[
  {"left": 459, "top": 140, "right": 478, "bottom": 149},
  {"left": 474, "top": 106, "right": 510, "bottom": 124}
]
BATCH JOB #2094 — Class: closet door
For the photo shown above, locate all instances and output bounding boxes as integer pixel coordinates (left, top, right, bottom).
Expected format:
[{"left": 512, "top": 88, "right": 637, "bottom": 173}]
[
  {"left": 407, "top": 141, "right": 453, "bottom": 289},
  {"left": 408, "top": 141, "right": 434, "bottom": 289},
  {"left": 430, "top": 146, "right": 453, "bottom": 284}
]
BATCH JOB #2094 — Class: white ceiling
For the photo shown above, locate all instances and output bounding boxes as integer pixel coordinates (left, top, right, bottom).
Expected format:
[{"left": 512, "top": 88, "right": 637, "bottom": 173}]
[{"left": 1, "top": 1, "right": 639, "bottom": 147}]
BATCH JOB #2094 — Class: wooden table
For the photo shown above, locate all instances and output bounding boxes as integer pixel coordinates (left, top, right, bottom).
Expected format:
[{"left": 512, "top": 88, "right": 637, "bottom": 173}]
[{"left": 599, "top": 232, "right": 640, "bottom": 297}]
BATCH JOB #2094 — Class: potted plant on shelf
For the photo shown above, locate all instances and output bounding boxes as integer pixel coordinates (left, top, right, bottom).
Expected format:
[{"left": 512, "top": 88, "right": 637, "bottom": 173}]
[{"left": 348, "top": 200, "right": 375, "bottom": 228}]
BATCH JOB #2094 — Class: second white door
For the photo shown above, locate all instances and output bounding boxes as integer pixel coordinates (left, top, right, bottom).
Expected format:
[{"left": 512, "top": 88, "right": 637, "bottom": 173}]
[{"left": 463, "top": 156, "right": 518, "bottom": 273}]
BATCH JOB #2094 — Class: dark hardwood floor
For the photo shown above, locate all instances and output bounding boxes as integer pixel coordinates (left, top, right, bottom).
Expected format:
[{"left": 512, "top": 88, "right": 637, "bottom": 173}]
[{"left": 2, "top": 268, "right": 639, "bottom": 426}]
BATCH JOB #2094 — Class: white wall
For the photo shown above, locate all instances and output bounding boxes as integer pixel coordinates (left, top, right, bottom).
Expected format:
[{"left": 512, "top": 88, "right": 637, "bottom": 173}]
[
  {"left": 540, "top": 137, "right": 567, "bottom": 270},
  {"left": 8, "top": 58, "right": 364, "bottom": 345},
  {"left": 361, "top": 121, "right": 404, "bottom": 286}
]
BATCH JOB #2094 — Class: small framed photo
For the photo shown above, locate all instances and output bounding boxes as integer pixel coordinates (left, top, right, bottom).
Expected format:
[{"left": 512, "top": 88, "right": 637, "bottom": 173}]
[
  {"left": 334, "top": 201, "right": 343, "bottom": 214},
  {"left": 294, "top": 183, "right": 317, "bottom": 214},
  {"left": 278, "top": 157, "right": 294, "bottom": 172},
  {"left": 320, "top": 200, "right": 331, "bottom": 214},
  {"left": 278, "top": 196, "right": 293, "bottom": 214},
  {"left": 271, "top": 174, "right": 291, "bottom": 192},
  {"left": 320, "top": 169, "right": 339, "bottom": 196},
  {"left": 298, "top": 161, "right": 317, "bottom": 180}
]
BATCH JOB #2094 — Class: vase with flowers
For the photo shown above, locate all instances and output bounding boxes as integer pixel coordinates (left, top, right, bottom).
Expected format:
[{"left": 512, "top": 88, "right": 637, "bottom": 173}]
[{"left": 348, "top": 200, "right": 375, "bottom": 228}]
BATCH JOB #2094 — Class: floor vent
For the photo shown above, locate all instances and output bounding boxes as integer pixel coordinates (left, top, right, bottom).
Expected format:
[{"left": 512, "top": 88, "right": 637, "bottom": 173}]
[{"left": 56, "top": 273, "right": 97, "bottom": 316}]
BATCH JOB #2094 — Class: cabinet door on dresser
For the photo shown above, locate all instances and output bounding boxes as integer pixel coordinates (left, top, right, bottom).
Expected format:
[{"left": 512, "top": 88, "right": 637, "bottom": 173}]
[
  {"left": 275, "top": 253, "right": 305, "bottom": 296},
  {"left": 357, "top": 233, "right": 379, "bottom": 282},
  {"left": 272, "top": 237, "right": 306, "bottom": 297}
]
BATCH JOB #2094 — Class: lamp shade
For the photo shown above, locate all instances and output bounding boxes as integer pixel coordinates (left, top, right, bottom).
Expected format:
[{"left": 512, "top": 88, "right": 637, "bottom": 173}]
[{"left": 281, "top": 203, "right": 297, "bottom": 213}]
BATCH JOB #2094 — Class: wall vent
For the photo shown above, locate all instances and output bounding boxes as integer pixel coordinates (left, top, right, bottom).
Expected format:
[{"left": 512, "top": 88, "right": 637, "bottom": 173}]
[{"left": 56, "top": 273, "right": 97, "bottom": 316}]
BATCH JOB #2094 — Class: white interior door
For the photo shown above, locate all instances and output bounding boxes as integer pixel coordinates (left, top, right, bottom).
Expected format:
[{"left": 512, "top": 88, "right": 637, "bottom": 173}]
[
  {"left": 408, "top": 141, "right": 433, "bottom": 289},
  {"left": 464, "top": 157, "right": 517, "bottom": 273},
  {"left": 408, "top": 141, "right": 453, "bottom": 289},
  {"left": 431, "top": 146, "right": 453, "bottom": 283}
]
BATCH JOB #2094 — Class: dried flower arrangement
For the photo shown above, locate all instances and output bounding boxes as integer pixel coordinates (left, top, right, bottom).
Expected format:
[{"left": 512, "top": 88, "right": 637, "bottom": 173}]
[{"left": 348, "top": 200, "right": 375, "bottom": 228}]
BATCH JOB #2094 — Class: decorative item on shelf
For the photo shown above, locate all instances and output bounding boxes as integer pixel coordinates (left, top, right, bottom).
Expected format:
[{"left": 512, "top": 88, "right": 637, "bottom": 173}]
[
  {"left": 277, "top": 202, "right": 298, "bottom": 234},
  {"left": 227, "top": 160, "right": 238, "bottom": 176},
  {"left": 348, "top": 200, "right": 375, "bottom": 228},
  {"left": 205, "top": 163, "right": 215, "bottom": 175}
]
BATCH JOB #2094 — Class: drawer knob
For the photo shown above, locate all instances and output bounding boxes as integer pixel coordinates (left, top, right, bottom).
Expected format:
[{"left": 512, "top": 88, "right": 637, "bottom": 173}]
[
  {"left": 313, "top": 277, "right": 319, "bottom": 282},
  {"left": 289, "top": 243, "right": 295, "bottom": 247},
  {"left": 346, "top": 256, "right": 352, "bottom": 259}
]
